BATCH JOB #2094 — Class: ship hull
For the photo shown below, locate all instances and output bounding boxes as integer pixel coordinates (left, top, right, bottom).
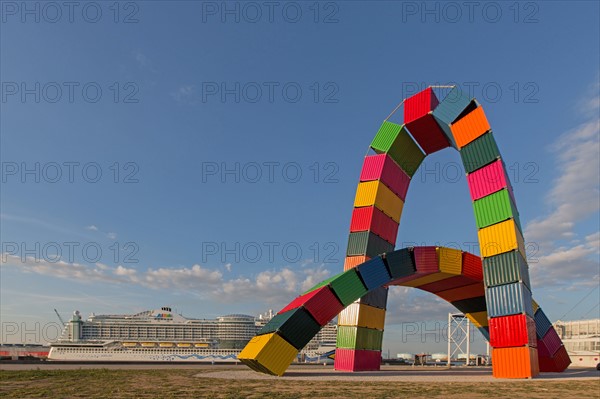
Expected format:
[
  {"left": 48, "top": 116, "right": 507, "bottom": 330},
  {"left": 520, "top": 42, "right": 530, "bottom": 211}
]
[{"left": 48, "top": 347, "right": 242, "bottom": 362}]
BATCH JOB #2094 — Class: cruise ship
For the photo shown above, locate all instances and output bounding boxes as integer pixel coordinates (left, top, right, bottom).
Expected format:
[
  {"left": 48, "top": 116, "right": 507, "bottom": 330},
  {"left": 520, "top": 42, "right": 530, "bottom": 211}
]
[{"left": 48, "top": 307, "right": 336, "bottom": 363}]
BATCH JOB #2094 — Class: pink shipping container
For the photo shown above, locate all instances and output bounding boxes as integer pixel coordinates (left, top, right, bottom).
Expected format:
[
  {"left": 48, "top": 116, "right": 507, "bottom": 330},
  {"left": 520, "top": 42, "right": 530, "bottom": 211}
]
[
  {"left": 538, "top": 327, "right": 563, "bottom": 357},
  {"left": 277, "top": 286, "right": 344, "bottom": 326},
  {"left": 359, "top": 154, "right": 411, "bottom": 201},
  {"left": 334, "top": 348, "right": 381, "bottom": 371},
  {"left": 413, "top": 246, "right": 439, "bottom": 274},
  {"left": 538, "top": 345, "right": 571, "bottom": 372},
  {"left": 489, "top": 314, "right": 537, "bottom": 348},
  {"left": 467, "top": 159, "right": 513, "bottom": 201},
  {"left": 418, "top": 275, "right": 479, "bottom": 294},
  {"left": 404, "top": 88, "right": 450, "bottom": 154},
  {"left": 462, "top": 252, "right": 483, "bottom": 281},
  {"left": 349, "top": 206, "right": 399, "bottom": 245}
]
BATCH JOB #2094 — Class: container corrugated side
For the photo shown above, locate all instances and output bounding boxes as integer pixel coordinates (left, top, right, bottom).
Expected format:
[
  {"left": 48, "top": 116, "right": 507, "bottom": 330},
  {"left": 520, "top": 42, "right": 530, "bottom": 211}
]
[
  {"left": 432, "top": 86, "right": 473, "bottom": 148},
  {"left": 406, "top": 114, "right": 450, "bottom": 154},
  {"left": 538, "top": 345, "right": 570, "bottom": 372},
  {"left": 347, "top": 231, "right": 395, "bottom": 259},
  {"left": 539, "top": 327, "right": 562, "bottom": 357},
  {"left": 437, "top": 247, "right": 462, "bottom": 275},
  {"left": 399, "top": 272, "right": 455, "bottom": 288},
  {"left": 489, "top": 314, "right": 536, "bottom": 348},
  {"left": 350, "top": 206, "right": 398, "bottom": 245},
  {"left": 462, "top": 252, "right": 483, "bottom": 281},
  {"left": 354, "top": 181, "right": 404, "bottom": 222},
  {"left": 359, "top": 286, "right": 388, "bottom": 309},
  {"left": 451, "top": 296, "right": 488, "bottom": 314},
  {"left": 483, "top": 250, "right": 531, "bottom": 289},
  {"left": 533, "top": 309, "right": 553, "bottom": 339},
  {"left": 473, "top": 189, "right": 522, "bottom": 230},
  {"left": 356, "top": 257, "right": 391, "bottom": 290},
  {"left": 259, "top": 307, "right": 321, "bottom": 350},
  {"left": 531, "top": 299, "right": 539, "bottom": 314},
  {"left": 370, "top": 122, "right": 425, "bottom": 178},
  {"left": 384, "top": 248, "right": 416, "bottom": 279},
  {"left": 478, "top": 219, "right": 526, "bottom": 258},
  {"left": 485, "top": 282, "right": 534, "bottom": 318},
  {"left": 467, "top": 159, "right": 510, "bottom": 201},
  {"left": 492, "top": 346, "right": 539, "bottom": 378},
  {"left": 450, "top": 106, "right": 491, "bottom": 148},
  {"left": 343, "top": 255, "right": 369, "bottom": 271},
  {"left": 334, "top": 348, "right": 381, "bottom": 371},
  {"left": 238, "top": 332, "right": 298, "bottom": 376},
  {"left": 278, "top": 288, "right": 322, "bottom": 314},
  {"left": 277, "top": 286, "right": 343, "bottom": 326},
  {"left": 466, "top": 311, "right": 488, "bottom": 328},
  {"left": 418, "top": 275, "right": 479, "bottom": 294},
  {"left": 370, "top": 121, "right": 402, "bottom": 154},
  {"left": 336, "top": 326, "right": 384, "bottom": 350},
  {"left": 436, "top": 282, "right": 485, "bottom": 302},
  {"left": 329, "top": 268, "right": 369, "bottom": 306},
  {"left": 413, "top": 246, "right": 439, "bottom": 274},
  {"left": 460, "top": 132, "right": 502, "bottom": 174},
  {"left": 404, "top": 87, "right": 438, "bottom": 124},
  {"left": 338, "top": 303, "right": 386, "bottom": 329},
  {"left": 360, "top": 154, "right": 411, "bottom": 201}
]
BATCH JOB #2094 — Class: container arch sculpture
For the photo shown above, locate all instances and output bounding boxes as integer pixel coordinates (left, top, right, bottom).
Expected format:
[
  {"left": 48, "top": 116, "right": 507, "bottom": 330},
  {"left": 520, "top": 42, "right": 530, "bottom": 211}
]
[{"left": 238, "top": 87, "right": 571, "bottom": 378}]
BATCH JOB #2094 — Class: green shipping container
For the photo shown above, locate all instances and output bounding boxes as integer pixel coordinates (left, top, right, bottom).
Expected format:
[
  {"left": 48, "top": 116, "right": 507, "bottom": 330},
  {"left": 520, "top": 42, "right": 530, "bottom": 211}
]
[
  {"left": 460, "top": 132, "right": 501, "bottom": 173},
  {"left": 336, "top": 326, "right": 384, "bottom": 350},
  {"left": 347, "top": 231, "right": 395, "bottom": 258},
  {"left": 258, "top": 307, "right": 321, "bottom": 350},
  {"left": 483, "top": 250, "right": 531, "bottom": 289},
  {"left": 370, "top": 121, "right": 425, "bottom": 177},
  {"left": 473, "top": 189, "right": 522, "bottom": 231},
  {"left": 305, "top": 268, "right": 368, "bottom": 306}
]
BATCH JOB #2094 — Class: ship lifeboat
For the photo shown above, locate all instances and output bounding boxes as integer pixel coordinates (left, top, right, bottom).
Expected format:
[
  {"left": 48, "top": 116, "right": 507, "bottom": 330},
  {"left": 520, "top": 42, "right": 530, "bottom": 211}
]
[
  {"left": 177, "top": 343, "right": 191, "bottom": 348},
  {"left": 194, "top": 343, "right": 209, "bottom": 348},
  {"left": 140, "top": 342, "right": 156, "bottom": 347},
  {"left": 159, "top": 342, "right": 174, "bottom": 347},
  {"left": 122, "top": 342, "right": 138, "bottom": 347}
]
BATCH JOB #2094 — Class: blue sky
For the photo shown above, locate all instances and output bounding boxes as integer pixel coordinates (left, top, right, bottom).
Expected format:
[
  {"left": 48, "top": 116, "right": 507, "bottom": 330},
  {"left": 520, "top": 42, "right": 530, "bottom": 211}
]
[{"left": 1, "top": 1, "right": 599, "bottom": 354}]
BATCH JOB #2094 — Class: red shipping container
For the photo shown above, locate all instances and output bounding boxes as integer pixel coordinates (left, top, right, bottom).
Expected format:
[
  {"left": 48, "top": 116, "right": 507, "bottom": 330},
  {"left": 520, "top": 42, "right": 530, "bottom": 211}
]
[
  {"left": 489, "top": 314, "right": 537, "bottom": 348},
  {"left": 350, "top": 206, "right": 399, "bottom": 244},
  {"left": 467, "top": 159, "right": 512, "bottom": 201},
  {"left": 413, "top": 246, "right": 439, "bottom": 274},
  {"left": 404, "top": 88, "right": 450, "bottom": 154},
  {"left": 436, "top": 282, "right": 485, "bottom": 302},
  {"left": 538, "top": 327, "right": 563, "bottom": 357},
  {"left": 277, "top": 286, "right": 344, "bottom": 326},
  {"left": 538, "top": 345, "right": 571, "bottom": 372},
  {"left": 359, "top": 154, "right": 411, "bottom": 201},
  {"left": 334, "top": 348, "right": 381, "bottom": 371},
  {"left": 462, "top": 252, "right": 483, "bottom": 281},
  {"left": 418, "top": 275, "right": 479, "bottom": 294}
]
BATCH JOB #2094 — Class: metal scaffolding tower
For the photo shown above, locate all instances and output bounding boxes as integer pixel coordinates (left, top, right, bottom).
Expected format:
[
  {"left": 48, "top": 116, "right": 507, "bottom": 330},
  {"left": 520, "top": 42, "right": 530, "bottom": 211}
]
[{"left": 447, "top": 313, "right": 470, "bottom": 367}]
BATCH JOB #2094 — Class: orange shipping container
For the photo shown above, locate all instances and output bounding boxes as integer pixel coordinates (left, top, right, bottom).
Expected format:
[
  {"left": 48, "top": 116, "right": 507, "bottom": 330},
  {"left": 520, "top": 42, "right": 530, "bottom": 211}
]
[
  {"left": 491, "top": 346, "right": 539, "bottom": 378},
  {"left": 344, "top": 256, "right": 370, "bottom": 271},
  {"left": 451, "top": 106, "right": 491, "bottom": 148}
]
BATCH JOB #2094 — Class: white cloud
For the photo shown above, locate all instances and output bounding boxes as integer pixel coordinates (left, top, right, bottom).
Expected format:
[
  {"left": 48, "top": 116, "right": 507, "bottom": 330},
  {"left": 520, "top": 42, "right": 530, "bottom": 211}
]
[
  {"left": 86, "top": 225, "right": 98, "bottom": 231},
  {"left": 106, "top": 232, "right": 117, "bottom": 240},
  {"left": 224, "top": 263, "right": 232, "bottom": 272}
]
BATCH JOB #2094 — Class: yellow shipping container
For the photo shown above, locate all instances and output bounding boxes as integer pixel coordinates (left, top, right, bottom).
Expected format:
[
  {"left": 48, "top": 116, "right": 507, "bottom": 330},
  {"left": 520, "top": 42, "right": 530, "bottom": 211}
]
[
  {"left": 532, "top": 299, "right": 539, "bottom": 314},
  {"left": 338, "top": 303, "right": 386, "bottom": 330},
  {"left": 237, "top": 332, "right": 297, "bottom": 376},
  {"left": 354, "top": 181, "right": 404, "bottom": 222},
  {"left": 466, "top": 311, "right": 488, "bottom": 327},
  {"left": 437, "top": 247, "right": 462, "bottom": 275},
  {"left": 402, "top": 272, "right": 455, "bottom": 288},
  {"left": 478, "top": 219, "right": 526, "bottom": 258}
]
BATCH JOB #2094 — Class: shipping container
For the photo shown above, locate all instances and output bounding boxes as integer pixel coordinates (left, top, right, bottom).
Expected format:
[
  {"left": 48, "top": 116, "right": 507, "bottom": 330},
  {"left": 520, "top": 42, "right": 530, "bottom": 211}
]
[
  {"left": 338, "top": 303, "right": 386, "bottom": 330},
  {"left": 304, "top": 268, "right": 368, "bottom": 305},
  {"left": 238, "top": 332, "right": 298, "bottom": 376},
  {"left": 405, "top": 115, "right": 450, "bottom": 154},
  {"left": 259, "top": 307, "right": 321, "bottom": 350},
  {"left": 413, "top": 246, "right": 439, "bottom": 273},
  {"left": 532, "top": 299, "right": 539, "bottom": 314},
  {"left": 479, "top": 326, "right": 491, "bottom": 341},
  {"left": 349, "top": 206, "right": 399, "bottom": 245},
  {"left": 359, "top": 286, "right": 389, "bottom": 309},
  {"left": 356, "top": 257, "right": 391, "bottom": 290},
  {"left": 436, "top": 282, "right": 485, "bottom": 302},
  {"left": 344, "top": 255, "right": 370, "bottom": 271},
  {"left": 483, "top": 250, "right": 531, "bottom": 289},
  {"left": 432, "top": 86, "right": 473, "bottom": 148},
  {"left": 404, "top": 87, "right": 440, "bottom": 124},
  {"left": 354, "top": 181, "right": 404, "bottom": 222},
  {"left": 383, "top": 247, "right": 416, "bottom": 279},
  {"left": 473, "top": 189, "right": 522, "bottom": 231},
  {"left": 370, "top": 121, "right": 425, "bottom": 177},
  {"left": 278, "top": 286, "right": 344, "bottom": 327},
  {"left": 460, "top": 131, "right": 502, "bottom": 174},
  {"left": 450, "top": 106, "right": 491, "bottom": 148},
  {"left": 491, "top": 346, "right": 539, "bottom": 378},
  {"left": 347, "top": 231, "right": 395, "bottom": 259},
  {"left": 467, "top": 159, "right": 512, "bottom": 201},
  {"left": 438, "top": 247, "right": 462, "bottom": 275},
  {"left": 337, "top": 326, "right": 384, "bottom": 350},
  {"left": 462, "top": 252, "right": 483, "bottom": 281},
  {"left": 485, "top": 282, "right": 534, "bottom": 318},
  {"left": 478, "top": 219, "right": 526, "bottom": 258},
  {"left": 451, "top": 296, "right": 488, "bottom": 314},
  {"left": 538, "top": 345, "right": 571, "bottom": 372},
  {"left": 360, "top": 154, "right": 411, "bottom": 201},
  {"left": 488, "top": 314, "right": 536, "bottom": 348},
  {"left": 418, "top": 275, "right": 479, "bottom": 294},
  {"left": 538, "top": 327, "right": 562, "bottom": 357},
  {"left": 533, "top": 308, "right": 553, "bottom": 339},
  {"left": 334, "top": 348, "right": 381, "bottom": 371},
  {"left": 466, "top": 311, "right": 489, "bottom": 328},
  {"left": 398, "top": 272, "right": 455, "bottom": 288}
]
